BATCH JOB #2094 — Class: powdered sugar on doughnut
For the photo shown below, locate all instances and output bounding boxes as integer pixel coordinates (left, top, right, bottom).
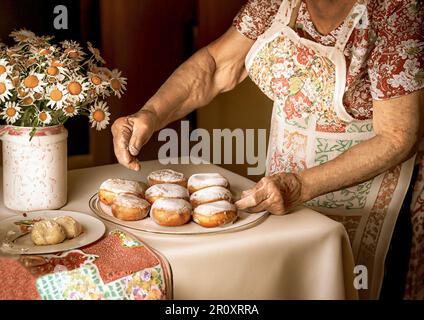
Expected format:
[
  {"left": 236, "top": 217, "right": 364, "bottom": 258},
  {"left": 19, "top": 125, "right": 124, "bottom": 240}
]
[
  {"left": 100, "top": 178, "right": 144, "bottom": 195},
  {"left": 146, "top": 184, "right": 189, "bottom": 199},
  {"left": 188, "top": 173, "right": 228, "bottom": 190},
  {"left": 194, "top": 200, "right": 236, "bottom": 216},
  {"left": 190, "top": 186, "right": 232, "bottom": 203},
  {"left": 114, "top": 194, "right": 150, "bottom": 209},
  {"left": 151, "top": 198, "right": 192, "bottom": 214},
  {"left": 148, "top": 169, "right": 185, "bottom": 183}
]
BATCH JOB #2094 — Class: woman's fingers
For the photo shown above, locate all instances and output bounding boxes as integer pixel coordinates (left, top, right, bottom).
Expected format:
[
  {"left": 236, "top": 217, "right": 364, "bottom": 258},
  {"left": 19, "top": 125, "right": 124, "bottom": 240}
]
[
  {"left": 111, "top": 117, "right": 140, "bottom": 171},
  {"left": 127, "top": 113, "right": 155, "bottom": 158},
  {"left": 246, "top": 198, "right": 274, "bottom": 213},
  {"left": 235, "top": 185, "right": 267, "bottom": 210},
  {"left": 235, "top": 175, "right": 289, "bottom": 215},
  {"left": 127, "top": 117, "right": 143, "bottom": 157}
]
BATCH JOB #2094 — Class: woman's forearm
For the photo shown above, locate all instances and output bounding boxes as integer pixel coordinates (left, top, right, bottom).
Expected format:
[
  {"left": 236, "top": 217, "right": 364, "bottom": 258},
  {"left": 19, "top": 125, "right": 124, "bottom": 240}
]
[
  {"left": 136, "top": 27, "right": 253, "bottom": 131},
  {"left": 299, "top": 92, "right": 423, "bottom": 202},
  {"left": 141, "top": 47, "right": 219, "bottom": 131},
  {"left": 299, "top": 134, "right": 417, "bottom": 202}
]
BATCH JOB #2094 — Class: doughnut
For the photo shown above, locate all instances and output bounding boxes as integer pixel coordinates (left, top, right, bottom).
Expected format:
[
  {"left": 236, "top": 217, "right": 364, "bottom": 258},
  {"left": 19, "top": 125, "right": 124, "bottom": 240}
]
[
  {"left": 192, "top": 200, "right": 238, "bottom": 228},
  {"left": 111, "top": 194, "right": 151, "bottom": 221},
  {"left": 54, "top": 216, "right": 83, "bottom": 239},
  {"left": 98, "top": 178, "right": 145, "bottom": 205},
  {"left": 145, "top": 183, "right": 189, "bottom": 204},
  {"left": 187, "top": 173, "right": 229, "bottom": 194},
  {"left": 147, "top": 169, "right": 187, "bottom": 187},
  {"left": 190, "top": 186, "right": 233, "bottom": 208},
  {"left": 150, "top": 198, "right": 192, "bottom": 227},
  {"left": 31, "top": 220, "right": 66, "bottom": 246}
]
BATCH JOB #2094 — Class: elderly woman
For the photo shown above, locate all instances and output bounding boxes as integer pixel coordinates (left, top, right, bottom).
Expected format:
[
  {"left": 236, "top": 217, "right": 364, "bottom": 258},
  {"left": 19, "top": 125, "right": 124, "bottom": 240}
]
[{"left": 112, "top": 0, "right": 423, "bottom": 299}]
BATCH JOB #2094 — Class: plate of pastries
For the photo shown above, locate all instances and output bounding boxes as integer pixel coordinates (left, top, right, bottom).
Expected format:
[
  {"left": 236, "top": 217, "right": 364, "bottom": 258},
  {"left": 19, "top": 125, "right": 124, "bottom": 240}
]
[
  {"left": 89, "top": 169, "right": 268, "bottom": 235},
  {"left": 0, "top": 211, "right": 105, "bottom": 255}
]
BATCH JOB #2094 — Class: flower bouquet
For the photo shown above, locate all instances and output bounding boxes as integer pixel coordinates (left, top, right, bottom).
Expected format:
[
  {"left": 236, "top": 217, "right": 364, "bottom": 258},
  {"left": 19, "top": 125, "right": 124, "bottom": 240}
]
[
  {"left": 0, "top": 29, "right": 126, "bottom": 135},
  {"left": 0, "top": 29, "right": 127, "bottom": 211}
]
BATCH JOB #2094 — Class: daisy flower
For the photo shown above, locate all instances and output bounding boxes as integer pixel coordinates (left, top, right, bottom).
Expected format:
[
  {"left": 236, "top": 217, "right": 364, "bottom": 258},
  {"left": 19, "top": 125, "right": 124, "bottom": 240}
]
[
  {"left": 0, "top": 77, "right": 14, "bottom": 102},
  {"left": 109, "top": 69, "right": 127, "bottom": 98},
  {"left": 66, "top": 75, "right": 89, "bottom": 102},
  {"left": 35, "top": 45, "right": 55, "bottom": 57},
  {"left": 61, "top": 40, "right": 85, "bottom": 60},
  {"left": 62, "top": 104, "right": 79, "bottom": 117},
  {"left": 46, "top": 84, "right": 68, "bottom": 110},
  {"left": 87, "top": 42, "right": 105, "bottom": 64},
  {"left": 1, "top": 101, "right": 21, "bottom": 124},
  {"left": 33, "top": 92, "right": 44, "bottom": 101},
  {"left": 20, "top": 94, "right": 35, "bottom": 106},
  {"left": 96, "top": 67, "right": 113, "bottom": 80},
  {"left": 89, "top": 101, "right": 110, "bottom": 130},
  {"left": 45, "top": 59, "right": 67, "bottom": 83},
  {"left": 10, "top": 29, "right": 36, "bottom": 43},
  {"left": 87, "top": 71, "right": 108, "bottom": 95},
  {"left": 0, "top": 58, "right": 12, "bottom": 78},
  {"left": 22, "top": 70, "right": 47, "bottom": 93},
  {"left": 17, "top": 86, "right": 30, "bottom": 98},
  {"left": 30, "top": 35, "right": 54, "bottom": 47},
  {"left": 37, "top": 110, "right": 52, "bottom": 125}
]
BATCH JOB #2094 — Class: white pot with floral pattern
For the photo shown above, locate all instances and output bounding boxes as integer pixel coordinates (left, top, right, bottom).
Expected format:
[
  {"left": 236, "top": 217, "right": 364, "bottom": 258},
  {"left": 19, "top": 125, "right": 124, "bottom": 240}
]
[{"left": 0, "top": 125, "right": 68, "bottom": 211}]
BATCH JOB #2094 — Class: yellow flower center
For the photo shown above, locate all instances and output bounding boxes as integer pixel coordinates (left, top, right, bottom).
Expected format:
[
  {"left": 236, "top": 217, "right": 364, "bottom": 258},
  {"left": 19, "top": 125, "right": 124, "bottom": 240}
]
[
  {"left": 38, "top": 112, "right": 48, "bottom": 121},
  {"left": 0, "top": 83, "right": 6, "bottom": 94},
  {"left": 18, "top": 88, "right": 28, "bottom": 97},
  {"left": 0, "top": 65, "right": 6, "bottom": 75},
  {"left": 93, "top": 110, "right": 105, "bottom": 122},
  {"left": 39, "top": 49, "right": 51, "bottom": 56},
  {"left": 26, "top": 58, "right": 36, "bottom": 66},
  {"left": 47, "top": 66, "right": 59, "bottom": 76},
  {"left": 34, "top": 92, "right": 42, "bottom": 100},
  {"left": 91, "top": 75, "right": 102, "bottom": 85},
  {"left": 51, "top": 60, "right": 62, "bottom": 67},
  {"left": 68, "top": 81, "right": 82, "bottom": 95},
  {"left": 50, "top": 89, "right": 63, "bottom": 101},
  {"left": 110, "top": 78, "right": 121, "bottom": 90},
  {"left": 6, "top": 107, "right": 16, "bottom": 117},
  {"left": 24, "top": 75, "right": 39, "bottom": 89},
  {"left": 22, "top": 96, "right": 33, "bottom": 105},
  {"left": 68, "top": 50, "right": 79, "bottom": 58},
  {"left": 17, "top": 35, "right": 28, "bottom": 41},
  {"left": 65, "top": 105, "right": 75, "bottom": 114}
]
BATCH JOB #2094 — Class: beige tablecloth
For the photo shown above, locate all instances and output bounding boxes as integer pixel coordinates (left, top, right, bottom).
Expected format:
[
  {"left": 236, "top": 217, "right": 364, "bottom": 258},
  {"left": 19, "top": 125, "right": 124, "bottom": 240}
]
[{"left": 0, "top": 161, "right": 358, "bottom": 299}]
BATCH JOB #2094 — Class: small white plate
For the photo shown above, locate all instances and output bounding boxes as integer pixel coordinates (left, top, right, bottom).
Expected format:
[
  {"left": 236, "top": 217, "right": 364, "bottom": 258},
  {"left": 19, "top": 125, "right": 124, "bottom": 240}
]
[
  {"left": 89, "top": 194, "right": 268, "bottom": 235},
  {"left": 0, "top": 210, "right": 105, "bottom": 255}
]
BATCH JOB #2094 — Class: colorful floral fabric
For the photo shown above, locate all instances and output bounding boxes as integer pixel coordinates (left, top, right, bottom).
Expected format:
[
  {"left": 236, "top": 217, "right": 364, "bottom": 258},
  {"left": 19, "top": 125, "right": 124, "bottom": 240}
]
[
  {"left": 0, "top": 230, "right": 171, "bottom": 300},
  {"left": 234, "top": 0, "right": 424, "bottom": 120}
]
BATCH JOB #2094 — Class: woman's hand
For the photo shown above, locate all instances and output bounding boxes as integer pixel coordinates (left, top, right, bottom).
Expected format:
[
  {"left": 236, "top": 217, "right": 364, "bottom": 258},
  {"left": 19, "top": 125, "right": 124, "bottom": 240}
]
[
  {"left": 111, "top": 109, "right": 157, "bottom": 171},
  {"left": 235, "top": 173, "right": 305, "bottom": 215}
]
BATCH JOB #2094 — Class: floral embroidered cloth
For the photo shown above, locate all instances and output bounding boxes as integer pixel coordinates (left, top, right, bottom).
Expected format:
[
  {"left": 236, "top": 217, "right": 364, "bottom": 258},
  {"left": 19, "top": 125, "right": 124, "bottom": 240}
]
[
  {"left": 0, "top": 230, "right": 172, "bottom": 300},
  {"left": 234, "top": 0, "right": 424, "bottom": 299}
]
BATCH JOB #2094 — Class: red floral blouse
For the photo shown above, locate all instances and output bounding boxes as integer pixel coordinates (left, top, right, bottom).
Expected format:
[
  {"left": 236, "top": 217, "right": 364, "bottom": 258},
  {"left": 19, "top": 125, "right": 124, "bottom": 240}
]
[{"left": 233, "top": 0, "right": 424, "bottom": 120}]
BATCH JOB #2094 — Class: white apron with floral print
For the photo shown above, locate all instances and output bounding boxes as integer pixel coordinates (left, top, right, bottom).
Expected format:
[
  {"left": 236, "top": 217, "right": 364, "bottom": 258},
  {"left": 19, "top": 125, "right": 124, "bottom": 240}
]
[{"left": 245, "top": 0, "right": 417, "bottom": 299}]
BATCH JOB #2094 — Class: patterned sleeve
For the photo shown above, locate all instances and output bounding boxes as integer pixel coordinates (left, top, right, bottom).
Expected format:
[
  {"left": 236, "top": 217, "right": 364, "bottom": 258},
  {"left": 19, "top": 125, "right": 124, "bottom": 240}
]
[
  {"left": 368, "top": 0, "right": 424, "bottom": 100},
  {"left": 233, "top": 0, "right": 283, "bottom": 40}
]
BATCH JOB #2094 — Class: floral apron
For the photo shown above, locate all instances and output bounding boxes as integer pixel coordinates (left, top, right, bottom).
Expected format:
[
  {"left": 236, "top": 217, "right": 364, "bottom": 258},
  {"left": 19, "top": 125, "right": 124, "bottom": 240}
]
[{"left": 245, "top": 0, "right": 417, "bottom": 299}]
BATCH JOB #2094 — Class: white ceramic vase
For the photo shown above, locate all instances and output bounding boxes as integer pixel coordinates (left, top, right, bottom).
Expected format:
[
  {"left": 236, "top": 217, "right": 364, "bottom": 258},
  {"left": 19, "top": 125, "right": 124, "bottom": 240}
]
[{"left": 0, "top": 125, "right": 68, "bottom": 212}]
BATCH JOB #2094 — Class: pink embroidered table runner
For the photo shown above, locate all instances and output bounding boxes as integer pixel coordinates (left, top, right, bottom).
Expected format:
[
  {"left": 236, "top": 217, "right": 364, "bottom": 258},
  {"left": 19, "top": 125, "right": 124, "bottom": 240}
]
[{"left": 0, "top": 230, "right": 172, "bottom": 300}]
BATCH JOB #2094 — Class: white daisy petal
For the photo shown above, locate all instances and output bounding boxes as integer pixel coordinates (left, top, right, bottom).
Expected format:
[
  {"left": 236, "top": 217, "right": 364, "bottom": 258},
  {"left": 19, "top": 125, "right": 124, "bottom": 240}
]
[{"left": 0, "top": 77, "right": 14, "bottom": 102}]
